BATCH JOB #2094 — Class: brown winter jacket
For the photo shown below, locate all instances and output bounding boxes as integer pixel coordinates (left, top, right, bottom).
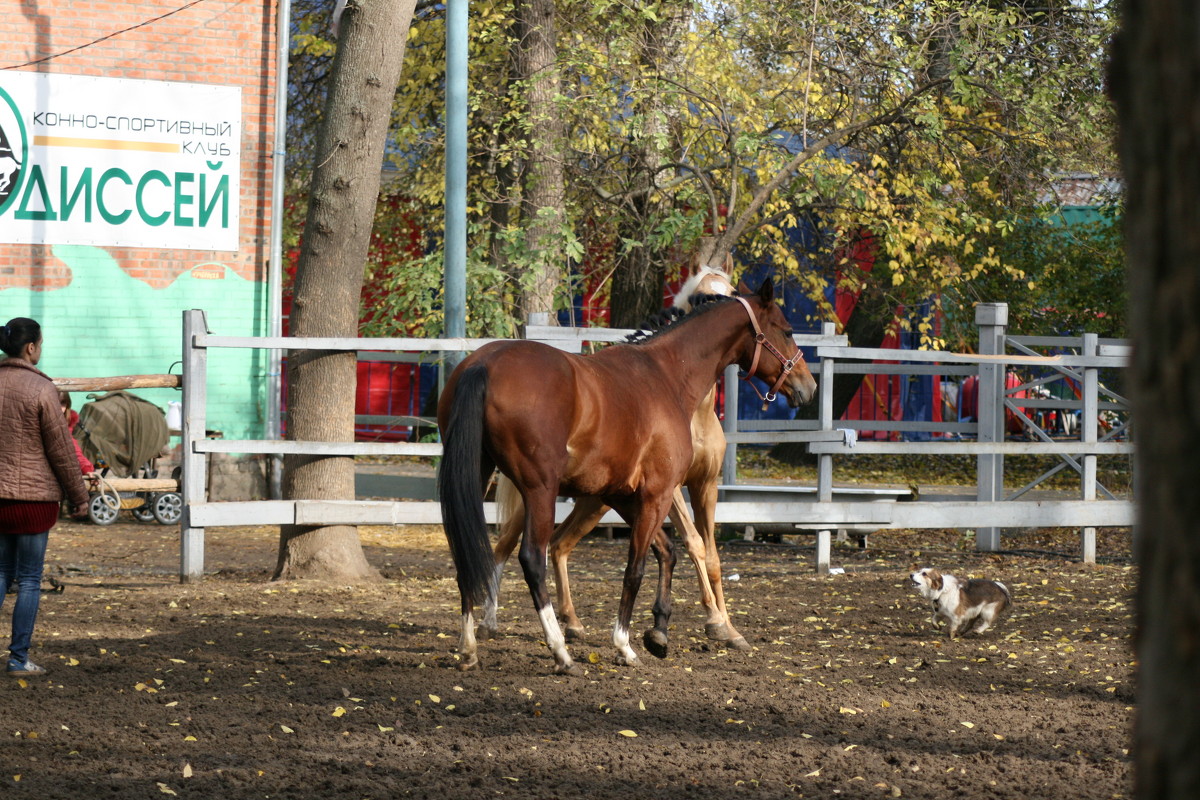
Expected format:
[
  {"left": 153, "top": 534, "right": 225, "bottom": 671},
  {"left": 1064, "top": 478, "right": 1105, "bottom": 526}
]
[{"left": 0, "top": 358, "right": 90, "bottom": 508}]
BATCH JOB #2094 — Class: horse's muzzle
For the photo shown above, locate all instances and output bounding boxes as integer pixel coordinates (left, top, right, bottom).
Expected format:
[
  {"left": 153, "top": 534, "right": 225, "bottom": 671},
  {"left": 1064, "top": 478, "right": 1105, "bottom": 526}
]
[{"left": 784, "top": 373, "right": 818, "bottom": 408}]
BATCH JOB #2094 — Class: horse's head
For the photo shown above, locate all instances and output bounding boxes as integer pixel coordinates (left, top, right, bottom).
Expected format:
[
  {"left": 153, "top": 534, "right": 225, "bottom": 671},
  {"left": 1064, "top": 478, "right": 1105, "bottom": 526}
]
[
  {"left": 674, "top": 266, "right": 735, "bottom": 312},
  {"left": 737, "top": 280, "right": 817, "bottom": 409}
]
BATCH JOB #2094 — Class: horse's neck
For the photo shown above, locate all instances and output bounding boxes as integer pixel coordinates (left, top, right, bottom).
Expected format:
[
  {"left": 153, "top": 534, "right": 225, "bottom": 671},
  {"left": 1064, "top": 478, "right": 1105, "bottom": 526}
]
[{"left": 646, "top": 303, "right": 747, "bottom": 409}]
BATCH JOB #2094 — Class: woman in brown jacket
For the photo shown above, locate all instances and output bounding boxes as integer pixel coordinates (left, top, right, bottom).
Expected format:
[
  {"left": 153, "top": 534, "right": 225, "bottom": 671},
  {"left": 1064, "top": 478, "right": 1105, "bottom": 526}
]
[{"left": 0, "top": 317, "right": 90, "bottom": 675}]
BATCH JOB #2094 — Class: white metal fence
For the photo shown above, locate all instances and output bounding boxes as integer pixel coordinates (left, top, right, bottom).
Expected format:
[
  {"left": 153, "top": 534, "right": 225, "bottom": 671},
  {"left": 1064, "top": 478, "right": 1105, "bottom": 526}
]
[{"left": 177, "top": 303, "right": 1133, "bottom": 581}]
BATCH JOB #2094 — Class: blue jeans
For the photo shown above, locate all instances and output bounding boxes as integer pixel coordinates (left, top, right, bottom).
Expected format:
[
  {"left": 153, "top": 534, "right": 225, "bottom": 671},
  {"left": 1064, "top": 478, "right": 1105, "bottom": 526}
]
[{"left": 0, "top": 532, "right": 49, "bottom": 665}]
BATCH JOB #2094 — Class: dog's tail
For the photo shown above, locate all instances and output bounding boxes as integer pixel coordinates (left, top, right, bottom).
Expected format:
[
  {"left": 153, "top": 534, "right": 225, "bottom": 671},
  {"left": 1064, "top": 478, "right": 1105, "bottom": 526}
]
[{"left": 995, "top": 580, "right": 1014, "bottom": 609}]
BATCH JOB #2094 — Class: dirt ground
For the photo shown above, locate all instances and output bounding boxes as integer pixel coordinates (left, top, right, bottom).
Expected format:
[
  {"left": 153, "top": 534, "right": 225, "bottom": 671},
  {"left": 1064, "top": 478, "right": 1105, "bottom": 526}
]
[{"left": 1, "top": 518, "right": 1134, "bottom": 800}]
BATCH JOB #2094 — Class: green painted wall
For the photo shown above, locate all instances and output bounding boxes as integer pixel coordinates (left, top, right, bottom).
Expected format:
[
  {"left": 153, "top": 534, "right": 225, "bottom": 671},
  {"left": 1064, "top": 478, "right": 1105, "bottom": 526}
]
[{"left": 2, "top": 245, "right": 268, "bottom": 440}]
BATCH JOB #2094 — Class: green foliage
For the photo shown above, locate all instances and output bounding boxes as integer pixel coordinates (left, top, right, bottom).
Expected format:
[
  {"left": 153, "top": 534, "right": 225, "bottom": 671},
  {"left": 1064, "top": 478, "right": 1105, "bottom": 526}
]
[
  {"left": 942, "top": 199, "right": 1126, "bottom": 346},
  {"left": 285, "top": 0, "right": 1119, "bottom": 339}
]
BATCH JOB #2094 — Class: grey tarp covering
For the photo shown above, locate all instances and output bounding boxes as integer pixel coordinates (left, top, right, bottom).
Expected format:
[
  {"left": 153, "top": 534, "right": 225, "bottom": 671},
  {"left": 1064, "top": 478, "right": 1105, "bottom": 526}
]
[{"left": 75, "top": 391, "right": 169, "bottom": 478}]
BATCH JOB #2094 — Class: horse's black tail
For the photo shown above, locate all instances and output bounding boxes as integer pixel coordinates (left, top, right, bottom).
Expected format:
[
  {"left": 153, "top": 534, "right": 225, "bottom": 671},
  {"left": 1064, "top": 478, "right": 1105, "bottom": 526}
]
[{"left": 438, "top": 364, "right": 495, "bottom": 611}]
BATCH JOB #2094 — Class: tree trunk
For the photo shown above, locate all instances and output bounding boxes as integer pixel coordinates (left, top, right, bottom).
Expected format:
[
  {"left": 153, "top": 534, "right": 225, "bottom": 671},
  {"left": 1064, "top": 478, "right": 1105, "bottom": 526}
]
[
  {"left": 516, "top": 0, "right": 564, "bottom": 322},
  {"left": 1111, "top": 1, "right": 1200, "bottom": 797},
  {"left": 609, "top": 195, "right": 666, "bottom": 328},
  {"left": 275, "top": 0, "right": 417, "bottom": 581},
  {"left": 609, "top": 3, "right": 690, "bottom": 327}
]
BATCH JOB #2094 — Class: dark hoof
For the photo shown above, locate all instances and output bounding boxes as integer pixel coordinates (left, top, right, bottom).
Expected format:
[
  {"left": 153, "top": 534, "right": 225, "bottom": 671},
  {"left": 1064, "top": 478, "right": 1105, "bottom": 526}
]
[
  {"left": 728, "top": 636, "right": 751, "bottom": 652},
  {"left": 642, "top": 629, "right": 669, "bottom": 659},
  {"left": 456, "top": 655, "right": 480, "bottom": 672},
  {"left": 554, "top": 661, "right": 585, "bottom": 677},
  {"left": 564, "top": 626, "right": 586, "bottom": 643},
  {"left": 475, "top": 625, "right": 499, "bottom": 641}
]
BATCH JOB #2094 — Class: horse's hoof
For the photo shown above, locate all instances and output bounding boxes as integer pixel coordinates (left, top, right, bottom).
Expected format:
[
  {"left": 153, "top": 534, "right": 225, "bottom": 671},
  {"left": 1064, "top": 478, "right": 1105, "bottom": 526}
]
[
  {"left": 475, "top": 625, "right": 499, "bottom": 641},
  {"left": 554, "top": 661, "right": 585, "bottom": 677},
  {"left": 615, "top": 653, "right": 641, "bottom": 668},
  {"left": 728, "top": 636, "right": 751, "bottom": 652},
  {"left": 642, "top": 629, "right": 669, "bottom": 659},
  {"left": 564, "top": 626, "right": 586, "bottom": 643},
  {"left": 456, "top": 655, "right": 480, "bottom": 672}
]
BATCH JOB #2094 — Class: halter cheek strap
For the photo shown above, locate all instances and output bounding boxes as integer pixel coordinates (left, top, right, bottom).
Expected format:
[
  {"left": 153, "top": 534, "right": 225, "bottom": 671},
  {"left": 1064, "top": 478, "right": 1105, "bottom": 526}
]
[{"left": 734, "top": 296, "right": 804, "bottom": 410}]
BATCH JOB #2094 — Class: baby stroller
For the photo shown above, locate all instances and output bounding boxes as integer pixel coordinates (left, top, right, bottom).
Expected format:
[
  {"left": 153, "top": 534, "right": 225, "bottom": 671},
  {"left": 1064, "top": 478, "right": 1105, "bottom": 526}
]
[{"left": 74, "top": 391, "right": 182, "bottom": 525}]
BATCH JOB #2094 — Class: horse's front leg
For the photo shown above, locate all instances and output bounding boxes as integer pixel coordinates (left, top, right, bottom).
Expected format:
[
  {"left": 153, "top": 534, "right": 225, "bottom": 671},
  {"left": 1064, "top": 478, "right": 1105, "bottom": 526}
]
[
  {"left": 609, "top": 495, "right": 671, "bottom": 668},
  {"left": 517, "top": 493, "right": 580, "bottom": 676},
  {"left": 549, "top": 497, "right": 609, "bottom": 642},
  {"left": 642, "top": 525, "right": 676, "bottom": 659}
]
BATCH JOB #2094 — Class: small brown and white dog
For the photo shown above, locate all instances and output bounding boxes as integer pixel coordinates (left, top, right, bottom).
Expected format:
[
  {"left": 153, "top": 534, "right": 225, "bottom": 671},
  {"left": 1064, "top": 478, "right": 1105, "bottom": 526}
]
[{"left": 909, "top": 567, "right": 1012, "bottom": 639}]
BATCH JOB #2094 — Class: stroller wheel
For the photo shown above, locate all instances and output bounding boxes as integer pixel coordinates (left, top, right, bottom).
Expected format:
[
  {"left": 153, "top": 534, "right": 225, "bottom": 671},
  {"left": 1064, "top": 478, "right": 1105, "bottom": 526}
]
[
  {"left": 131, "top": 496, "right": 157, "bottom": 524},
  {"left": 153, "top": 492, "right": 183, "bottom": 525},
  {"left": 88, "top": 493, "right": 120, "bottom": 526}
]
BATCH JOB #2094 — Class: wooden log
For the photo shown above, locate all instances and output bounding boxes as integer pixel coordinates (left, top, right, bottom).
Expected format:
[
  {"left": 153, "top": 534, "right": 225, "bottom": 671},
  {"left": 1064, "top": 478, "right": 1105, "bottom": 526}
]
[
  {"left": 96, "top": 478, "right": 179, "bottom": 492},
  {"left": 53, "top": 375, "right": 181, "bottom": 392}
]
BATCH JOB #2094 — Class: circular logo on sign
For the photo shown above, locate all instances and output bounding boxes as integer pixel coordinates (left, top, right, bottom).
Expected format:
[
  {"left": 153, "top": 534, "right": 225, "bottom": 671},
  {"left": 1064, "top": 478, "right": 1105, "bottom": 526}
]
[{"left": 0, "top": 84, "right": 28, "bottom": 217}]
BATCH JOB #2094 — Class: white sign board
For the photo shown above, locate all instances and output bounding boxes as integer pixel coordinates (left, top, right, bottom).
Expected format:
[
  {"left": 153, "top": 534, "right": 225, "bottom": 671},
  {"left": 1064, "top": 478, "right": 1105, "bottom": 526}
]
[{"left": 0, "top": 73, "right": 241, "bottom": 251}]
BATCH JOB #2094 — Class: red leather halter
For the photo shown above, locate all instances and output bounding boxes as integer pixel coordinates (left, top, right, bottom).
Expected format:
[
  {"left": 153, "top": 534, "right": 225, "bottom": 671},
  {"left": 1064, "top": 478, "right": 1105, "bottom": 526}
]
[{"left": 734, "top": 296, "right": 803, "bottom": 410}]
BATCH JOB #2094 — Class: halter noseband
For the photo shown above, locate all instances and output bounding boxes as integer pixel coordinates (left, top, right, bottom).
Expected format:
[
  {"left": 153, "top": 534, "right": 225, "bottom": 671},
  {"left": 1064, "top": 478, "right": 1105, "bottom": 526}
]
[{"left": 734, "top": 296, "right": 803, "bottom": 411}]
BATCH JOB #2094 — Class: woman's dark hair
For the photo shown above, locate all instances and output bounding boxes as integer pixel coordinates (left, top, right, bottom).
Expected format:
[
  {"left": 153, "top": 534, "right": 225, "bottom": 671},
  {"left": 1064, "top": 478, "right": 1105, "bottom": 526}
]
[{"left": 0, "top": 317, "right": 41, "bottom": 358}]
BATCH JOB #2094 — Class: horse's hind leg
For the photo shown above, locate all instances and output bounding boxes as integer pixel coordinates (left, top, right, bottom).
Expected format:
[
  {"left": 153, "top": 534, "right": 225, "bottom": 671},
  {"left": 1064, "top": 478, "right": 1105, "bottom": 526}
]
[
  {"left": 479, "top": 476, "right": 524, "bottom": 640},
  {"left": 667, "top": 488, "right": 722, "bottom": 639},
  {"left": 642, "top": 526, "right": 676, "bottom": 659},
  {"left": 549, "top": 498, "right": 609, "bottom": 642},
  {"left": 518, "top": 489, "right": 579, "bottom": 675},
  {"left": 690, "top": 478, "right": 750, "bottom": 651}
]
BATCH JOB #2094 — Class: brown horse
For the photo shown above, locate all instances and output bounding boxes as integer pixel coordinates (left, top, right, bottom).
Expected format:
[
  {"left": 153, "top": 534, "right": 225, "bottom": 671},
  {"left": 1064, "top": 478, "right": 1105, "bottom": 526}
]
[
  {"left": 437, "top": 280, "right": 816, "bottom": 673},
  {"left": 482, "top": 266, "right": 755, "bottom": 653}
]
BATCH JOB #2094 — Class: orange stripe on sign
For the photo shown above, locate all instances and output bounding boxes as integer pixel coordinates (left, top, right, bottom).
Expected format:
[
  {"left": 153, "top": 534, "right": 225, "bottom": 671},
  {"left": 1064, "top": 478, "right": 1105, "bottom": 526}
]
[{"left": 34, "top": 135, "right": 180, "bottom": 153}]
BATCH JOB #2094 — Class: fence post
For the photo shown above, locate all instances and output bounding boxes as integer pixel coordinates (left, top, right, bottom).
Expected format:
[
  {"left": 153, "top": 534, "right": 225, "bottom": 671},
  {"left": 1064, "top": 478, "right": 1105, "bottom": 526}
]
[
  {"left": 722, "top": 364, "right": 740, "bottom": 489},
  {"left": 1080, "top": 333, "right": 1098, "bottom": 563},
  {"left": 975, "top": 303, "right": 1008, "bottom": 551},
  {"left": 816, "top": 322, "right": 837, "bottom": 574},
  {"left": 180, "top": 310, "right": 209, "bottom": 583}
]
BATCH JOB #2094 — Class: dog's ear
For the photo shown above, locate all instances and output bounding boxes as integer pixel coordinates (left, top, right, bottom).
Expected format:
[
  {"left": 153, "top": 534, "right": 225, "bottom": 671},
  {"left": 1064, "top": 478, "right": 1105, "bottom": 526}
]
[{"left": 928, "top": 569, "right": 943, "bottom": 590}]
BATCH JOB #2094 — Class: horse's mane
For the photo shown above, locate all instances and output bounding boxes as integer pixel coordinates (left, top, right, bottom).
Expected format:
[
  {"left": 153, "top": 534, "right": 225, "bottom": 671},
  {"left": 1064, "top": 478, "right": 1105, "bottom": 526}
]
[{"left": 624, "top": 293, "right": 735, "bottom": 345}]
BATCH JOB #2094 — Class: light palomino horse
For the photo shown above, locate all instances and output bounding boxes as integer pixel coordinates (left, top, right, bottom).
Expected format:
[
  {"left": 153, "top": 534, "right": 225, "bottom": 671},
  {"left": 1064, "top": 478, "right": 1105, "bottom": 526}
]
[
  {"left": 481, "top": 265, "right": 754, "bottom": 654},
  {"left": 438, "top": 281, "right": 815, "bottom": 673}
]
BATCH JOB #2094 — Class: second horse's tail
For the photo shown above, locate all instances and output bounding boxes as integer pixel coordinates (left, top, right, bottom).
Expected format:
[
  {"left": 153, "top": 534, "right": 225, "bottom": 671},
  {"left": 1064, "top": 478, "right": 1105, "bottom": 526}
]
[{"left": 438, "top": 364, "right": 495, "bottom": 610}]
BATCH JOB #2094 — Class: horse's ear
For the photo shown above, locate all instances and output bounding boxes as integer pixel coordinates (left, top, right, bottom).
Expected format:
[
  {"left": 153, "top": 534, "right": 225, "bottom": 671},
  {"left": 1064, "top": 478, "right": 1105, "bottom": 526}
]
[
  {"left": 757, "top": 278, "right": 775, "bottom": 303},
  {"left": 736, "top": 280, "right": 752, "bottom": 295}
]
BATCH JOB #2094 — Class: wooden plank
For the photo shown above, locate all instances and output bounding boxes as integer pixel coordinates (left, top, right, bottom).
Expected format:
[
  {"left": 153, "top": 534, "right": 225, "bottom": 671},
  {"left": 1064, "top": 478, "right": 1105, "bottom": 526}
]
[
  {"left": 98, "top": 478, "right": 178, "bottom": 492},
  {"left": 187, "top": 497, "right": 1132, "bottom": 531},
  {"left": 193, "top": 439, "right": 443, "bottom": 457},
  {"left": 54, "top": 374, "right": 181, "bottom": 391},
  {"left": 725, "top": 430, "right": 847, "bottom": 445},
  {"left": 815, "top": 346, "right": 1127, "bottom": 369},
  {"left": 808, "top": 440, "right": 1133, "bottom": 455},
  {"left": 201, "top": 335, "right": 503, "bottom": 352},
  {"left": 190, "top": 500, "right": 608, "bottom": 527},
  {"left": 887, "top": 500, "right": 1134, "bottom": 529}
]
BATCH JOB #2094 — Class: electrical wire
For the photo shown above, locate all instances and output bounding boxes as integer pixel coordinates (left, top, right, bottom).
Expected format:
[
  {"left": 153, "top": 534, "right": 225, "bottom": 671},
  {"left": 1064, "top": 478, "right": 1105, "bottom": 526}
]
[{"left": 2, "top": 0, "right": 213, "bottom": 71}]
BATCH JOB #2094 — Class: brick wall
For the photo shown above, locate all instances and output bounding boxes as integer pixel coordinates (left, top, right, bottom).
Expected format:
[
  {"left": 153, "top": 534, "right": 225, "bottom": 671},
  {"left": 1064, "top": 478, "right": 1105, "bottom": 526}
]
[
  {"left": 1, "top": 0, "right": 277, "bottom": 287},
  {"left": 0, "top": 1, "right": 279, "bottom": 439}
]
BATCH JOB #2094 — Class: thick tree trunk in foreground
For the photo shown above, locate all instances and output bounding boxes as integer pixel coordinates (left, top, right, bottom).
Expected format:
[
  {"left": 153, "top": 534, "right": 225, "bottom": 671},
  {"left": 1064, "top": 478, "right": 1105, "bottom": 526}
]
[
  {"left": 1111, "top": 1, "right": 1200, "bottom": 796},
  {"left": 275, "top": 0, "right": 416, "bottom": 581}
]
